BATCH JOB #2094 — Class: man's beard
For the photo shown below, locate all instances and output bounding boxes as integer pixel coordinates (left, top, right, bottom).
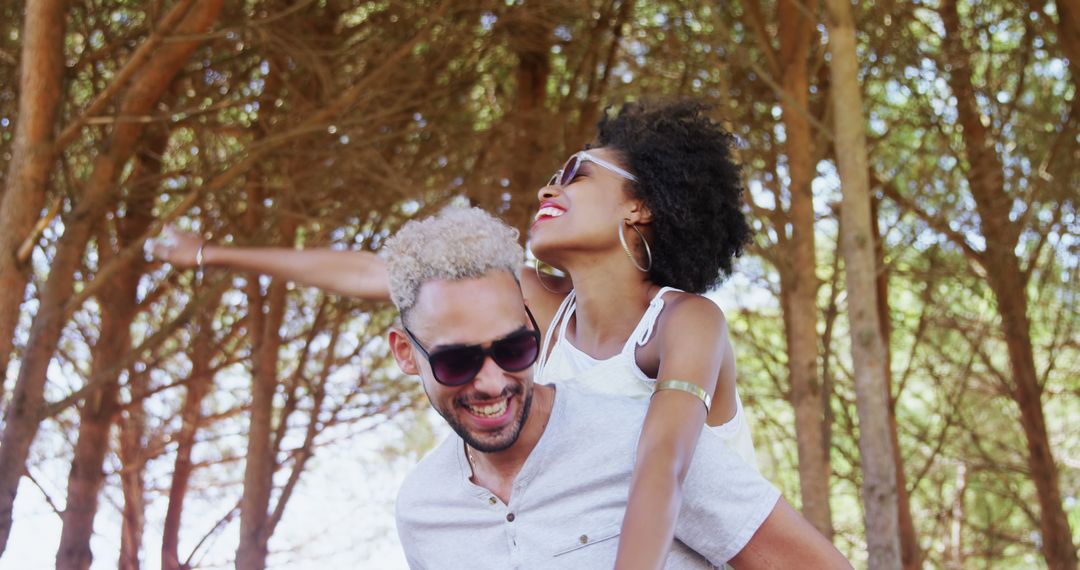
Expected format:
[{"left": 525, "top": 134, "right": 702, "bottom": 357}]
[{"left": 442, "top": 383, "right": 533, "bottom": 453}]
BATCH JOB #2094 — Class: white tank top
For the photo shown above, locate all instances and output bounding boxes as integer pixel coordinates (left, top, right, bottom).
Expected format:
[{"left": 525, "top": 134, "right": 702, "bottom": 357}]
[{"left": 536, "top": 287, "right": 759, "bottom": 470}]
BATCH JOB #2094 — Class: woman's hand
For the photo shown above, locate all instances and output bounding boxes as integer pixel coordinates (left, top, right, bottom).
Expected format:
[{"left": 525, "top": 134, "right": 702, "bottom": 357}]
[{"left": 151, "top": 225, "right": 204, "bottom": 268}]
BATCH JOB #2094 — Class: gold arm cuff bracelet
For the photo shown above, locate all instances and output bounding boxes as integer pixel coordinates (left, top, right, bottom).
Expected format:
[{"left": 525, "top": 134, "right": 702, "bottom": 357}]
[{"left": 653, "top": 380, "right": 711, "bottom": 413}]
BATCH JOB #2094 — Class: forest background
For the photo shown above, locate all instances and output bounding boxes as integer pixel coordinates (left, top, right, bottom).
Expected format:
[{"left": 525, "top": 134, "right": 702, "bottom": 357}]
[{"left": 0, "top": 0, "right": 1077, "bottom": 569}]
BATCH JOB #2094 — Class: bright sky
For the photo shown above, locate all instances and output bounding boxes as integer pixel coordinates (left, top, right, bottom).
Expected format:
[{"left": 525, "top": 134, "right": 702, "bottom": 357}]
[{"left": 0, "top": 409, "right": 453, "bottom": 570}]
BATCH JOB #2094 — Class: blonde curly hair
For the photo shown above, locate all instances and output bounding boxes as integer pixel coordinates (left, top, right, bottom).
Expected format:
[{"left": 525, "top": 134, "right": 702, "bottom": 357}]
[{"left": 385, "top": 206, "right": 523, "bottom": 318}]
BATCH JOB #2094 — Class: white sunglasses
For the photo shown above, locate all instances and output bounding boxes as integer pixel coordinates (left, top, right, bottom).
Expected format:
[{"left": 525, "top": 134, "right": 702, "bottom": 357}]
[{"left": 547, "top": 151, "right": 638, "bottom": 187}]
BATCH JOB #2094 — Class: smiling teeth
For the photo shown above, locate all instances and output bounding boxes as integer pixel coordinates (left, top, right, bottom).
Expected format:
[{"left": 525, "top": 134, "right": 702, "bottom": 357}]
[
  {"left": 534, "top": 206, "right": 565, "bottom": 221},
  {"left": 467, "top": 400, "right": 508, "bottom": 417}
]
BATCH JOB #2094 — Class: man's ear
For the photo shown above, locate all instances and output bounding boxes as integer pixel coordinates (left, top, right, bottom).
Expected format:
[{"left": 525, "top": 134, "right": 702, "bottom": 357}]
[{"left": 389, "top": 328, "right": 420, "bottom": 375}]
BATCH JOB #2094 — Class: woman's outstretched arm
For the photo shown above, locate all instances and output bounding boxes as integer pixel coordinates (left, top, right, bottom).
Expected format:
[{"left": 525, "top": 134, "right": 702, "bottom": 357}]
[
  {"left": 151, "top": 225, "right": 392, "bottom": 301},
  {"left": 614, "top": 295, "right": 729, "bottom": 570}
]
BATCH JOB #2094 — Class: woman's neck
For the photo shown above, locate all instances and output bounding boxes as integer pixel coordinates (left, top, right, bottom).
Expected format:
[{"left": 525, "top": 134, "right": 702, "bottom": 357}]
[{"left": 561, "top": 255, "right": 658, "bottom": 354}]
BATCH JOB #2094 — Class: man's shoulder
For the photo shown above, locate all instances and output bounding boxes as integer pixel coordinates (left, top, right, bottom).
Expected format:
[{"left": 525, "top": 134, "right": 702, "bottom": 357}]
[{"left": 397, "top": 434, "right": 460, "bottom": 508}]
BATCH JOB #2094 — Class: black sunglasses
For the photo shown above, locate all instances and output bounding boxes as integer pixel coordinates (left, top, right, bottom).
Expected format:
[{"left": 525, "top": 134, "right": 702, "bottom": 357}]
[{"left": 403, "top": 306, "right": 541, "bottom": 386}]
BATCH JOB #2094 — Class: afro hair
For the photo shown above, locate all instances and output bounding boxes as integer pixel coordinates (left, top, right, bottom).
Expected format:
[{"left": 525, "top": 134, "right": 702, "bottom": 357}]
[{"left": 595, "top": 99, "right": 752, "bottom": 293}]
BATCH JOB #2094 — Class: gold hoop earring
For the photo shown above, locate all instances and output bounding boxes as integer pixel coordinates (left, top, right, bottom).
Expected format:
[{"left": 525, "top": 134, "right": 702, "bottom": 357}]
[
  {"left": 618, "top": 222, "right": 652, "bottom": 272},
  {"left": 534, "top": 257, "right": 562, "bottom": 294}
]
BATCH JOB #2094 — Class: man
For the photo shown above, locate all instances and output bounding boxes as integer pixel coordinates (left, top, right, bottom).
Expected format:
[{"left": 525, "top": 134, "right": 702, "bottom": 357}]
[{"left": 386, "top": 207, "right": 849, "bottom": 569}]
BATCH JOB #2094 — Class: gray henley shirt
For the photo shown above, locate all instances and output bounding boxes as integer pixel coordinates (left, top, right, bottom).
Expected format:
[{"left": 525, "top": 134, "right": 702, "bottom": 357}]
[{"left": 395, "top": 384, "right": 780, "bottom": 569}]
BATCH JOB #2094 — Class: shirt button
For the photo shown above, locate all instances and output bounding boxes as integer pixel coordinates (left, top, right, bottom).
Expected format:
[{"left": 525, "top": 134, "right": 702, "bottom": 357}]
[
  {"left": 506, "top": 513, "right": 515, "bottom": 522},
  {"left": 489, "top": 497, "right": 497, "bottom": 505},
  {"left": 579, "top": 535, "right": 588, "bottom": 544}
]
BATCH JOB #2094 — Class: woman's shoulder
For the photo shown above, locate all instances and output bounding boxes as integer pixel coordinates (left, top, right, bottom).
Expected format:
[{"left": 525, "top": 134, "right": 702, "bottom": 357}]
[
  {"left": 658, "top": 291, "right": 728, "bottom": 329},
  {"left": 631, "top": 290, "right": 730, "bottom": 377},
  {"left": 652, "top": 292, "right": 731, "bottom": 355}
]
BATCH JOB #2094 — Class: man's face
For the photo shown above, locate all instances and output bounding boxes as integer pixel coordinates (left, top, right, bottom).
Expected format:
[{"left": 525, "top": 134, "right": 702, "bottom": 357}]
[{"left": 390, "top": 270, "right": 536, "bottom": 453}]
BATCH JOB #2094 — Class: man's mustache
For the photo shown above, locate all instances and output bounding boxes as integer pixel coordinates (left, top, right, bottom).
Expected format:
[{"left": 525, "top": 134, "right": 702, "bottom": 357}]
[{"left": 456, "top": 384, "right": 524, "bottom": 407}]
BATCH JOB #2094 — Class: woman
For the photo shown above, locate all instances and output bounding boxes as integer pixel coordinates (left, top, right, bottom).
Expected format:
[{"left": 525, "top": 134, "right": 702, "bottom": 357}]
[
  {"left": 154, "top": 100, "right": 755, "bottom": 568},
  {"left": 523, "top": 101, "right": 756, "bottom": 568}
]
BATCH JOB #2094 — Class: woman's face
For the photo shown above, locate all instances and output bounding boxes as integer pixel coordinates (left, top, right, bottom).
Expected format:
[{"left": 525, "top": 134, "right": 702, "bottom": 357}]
[{"left": 529, "top": 147, "right": 640, "bottom": 266}]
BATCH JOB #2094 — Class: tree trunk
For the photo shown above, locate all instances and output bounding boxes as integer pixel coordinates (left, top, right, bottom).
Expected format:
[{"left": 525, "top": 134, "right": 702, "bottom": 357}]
[
  {"left": 940, "top": 2, "right": 1078, "bottom": 567},
  {"left": 161, "top": 297, "right": 221, "bottom": 570},
  {"left": 775, "top": 0, "right": 834, "bottom": 539},
  {"left": 0, "top": 0, "right": 67, "bottom": 402},
  {"left": 118, "top": 125, "right": 170, "bottom": 570},
  {"left": 0, "top": 1, "right": 225, "bottom": 556},
  {"left": 991, "top": 268, "right": 1078, "bottom": 569},
  {"left": 502, "top": 16, "right": 553, "bottom": 234},
  {"left": 872, "top": 196, "right": 922, "bottom": 569},
  {"left": 232, "top": 55, "right": 294, "bottom": 570},
  {"left": 118, "top": 381, "right": 147, "bottom": 570},
  {"left": 822, "top": 1, "right": 903, "bottom": 567},
  {"left": 1054, "top": 0, "right": 1080, "bottom": 91},
  {"left": 55, "top": 122, "right": 165, "bottom": 570},
  {"left": 55, "top": 237, "right": 137, "bottom": 570},
  {"left": 235, "top": 204, "right": 295, "bottom": 570}
]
